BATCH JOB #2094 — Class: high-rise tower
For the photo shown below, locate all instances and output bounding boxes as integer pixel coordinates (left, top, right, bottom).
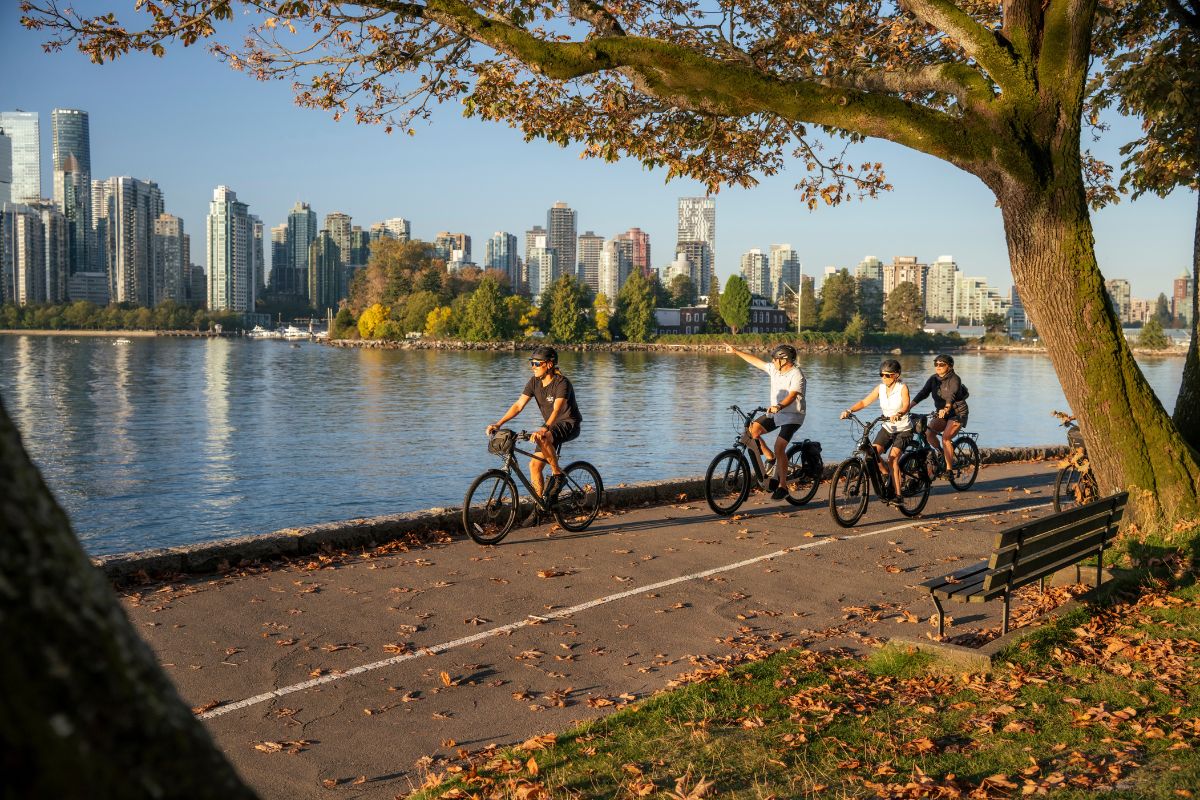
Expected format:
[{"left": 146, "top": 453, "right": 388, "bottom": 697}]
[
  {"left": 0, "top": 112, "right": 41, "bottom": 204},
  {"left": 52, "top": 108, "right": 92, "bottom": 270},
  {"left": 207, "top": 186, "right": 255, "bottom": 312},
  {"left": 546, "top": 202, "right": 576, "bottom": 282},
  {"left": 676, "top": 197, "right": 716, "bottom": 295}
]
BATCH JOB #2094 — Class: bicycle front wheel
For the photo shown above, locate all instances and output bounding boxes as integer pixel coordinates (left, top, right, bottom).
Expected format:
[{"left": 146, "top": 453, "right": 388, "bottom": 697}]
[
  {"left": 1053, "top": 465, "right": 1098, "bottom": 512},
  {"left": 947, "top": 437, "right": 980, "bottom": 490},
  {"left": 829, "top": 458, "right": 869, "bottom": 528},
  {"left": 705, "top": 449, "right": 750, "bottom": 516},
  {"left": 782, "top": 441, "right": 820, "bottom": 506},
  {"left": 552, "top": 461, "right": 604, "bottom": 532},
  {"left": 896, "top": 452, "right": 931, "bottom": 517},
  {"left": 462, "top": 469, "right": 519, "bottom": 545}
]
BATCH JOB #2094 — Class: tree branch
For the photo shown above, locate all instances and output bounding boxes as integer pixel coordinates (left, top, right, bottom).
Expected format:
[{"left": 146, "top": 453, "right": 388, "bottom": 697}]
[
  {"left": 419, "top": 0, "right": 982, "bottom": 169},
  {"left": 900, "top": 0, "right": 1032, "bottom": 98}
]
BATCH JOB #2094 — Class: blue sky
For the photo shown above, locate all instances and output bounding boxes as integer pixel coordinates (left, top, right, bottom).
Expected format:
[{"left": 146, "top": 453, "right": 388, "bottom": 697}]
[{"left": 2, "top": 4, "right": 1194, "bottom": 299}]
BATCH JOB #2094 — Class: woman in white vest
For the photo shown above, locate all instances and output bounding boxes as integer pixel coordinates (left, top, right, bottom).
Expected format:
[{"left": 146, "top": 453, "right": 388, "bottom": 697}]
[{"left": 839, "top": 359, "right": 912, "bottom": 499}]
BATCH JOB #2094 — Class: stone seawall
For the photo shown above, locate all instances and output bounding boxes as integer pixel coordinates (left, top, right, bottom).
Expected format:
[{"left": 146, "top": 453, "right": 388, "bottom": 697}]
[{"left": 95, "top": 445, "right": 1067, "bottom": 581}]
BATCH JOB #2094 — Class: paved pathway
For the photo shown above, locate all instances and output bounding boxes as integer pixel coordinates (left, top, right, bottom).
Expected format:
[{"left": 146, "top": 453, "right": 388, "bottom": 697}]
[{"left": 121, "top": 461, "right": 1061, "bottom": 798}]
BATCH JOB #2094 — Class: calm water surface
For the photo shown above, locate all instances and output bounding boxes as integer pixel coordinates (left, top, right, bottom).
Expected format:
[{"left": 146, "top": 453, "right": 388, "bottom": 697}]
[{"left": 0, "top": 334, "right": 1183, "bottom": 556}]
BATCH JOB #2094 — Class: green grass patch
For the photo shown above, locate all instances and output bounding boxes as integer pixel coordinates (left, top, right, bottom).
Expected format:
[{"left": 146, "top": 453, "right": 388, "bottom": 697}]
[{"left": 412, "top": 578, "right": 1200, "bottom": 799}]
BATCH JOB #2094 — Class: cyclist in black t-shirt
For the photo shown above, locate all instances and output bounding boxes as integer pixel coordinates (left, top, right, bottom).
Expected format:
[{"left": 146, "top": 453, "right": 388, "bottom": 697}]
[{"left": 486, "top": 346, "right": 582, "bottom": 500}]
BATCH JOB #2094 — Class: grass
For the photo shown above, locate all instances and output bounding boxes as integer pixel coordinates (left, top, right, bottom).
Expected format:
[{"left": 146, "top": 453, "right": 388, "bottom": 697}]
[{"left": 411, "top": 570, "right": 1200, "bottom": 799}]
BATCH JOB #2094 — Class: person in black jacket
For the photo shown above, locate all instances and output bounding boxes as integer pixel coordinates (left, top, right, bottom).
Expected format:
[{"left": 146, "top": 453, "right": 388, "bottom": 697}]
[{"left": 903, "top": 354, "right": 969, "bottom": 476}]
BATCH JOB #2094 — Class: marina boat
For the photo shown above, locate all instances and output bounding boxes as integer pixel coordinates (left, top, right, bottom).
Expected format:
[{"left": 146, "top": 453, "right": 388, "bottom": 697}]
[
  {"left": 247, "top": 325, "right": 279, "bottom": 339},
  {"left": 280, "top": 325, "right": 308, "bottom": 340}
]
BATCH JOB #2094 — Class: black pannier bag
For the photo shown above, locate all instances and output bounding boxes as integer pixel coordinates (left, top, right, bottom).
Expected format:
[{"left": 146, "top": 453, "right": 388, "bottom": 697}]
[
  {"left": 801, "top": 439, "right": 823, "bottom": 479},
  {"left": 912, "top": 415, "right": 927, "bottom": 436}
]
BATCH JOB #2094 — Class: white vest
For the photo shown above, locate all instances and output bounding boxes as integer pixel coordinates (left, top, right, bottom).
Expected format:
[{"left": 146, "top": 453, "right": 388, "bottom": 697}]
[{"left": 879, "top": 381, "right": 912, "bottom": 432}]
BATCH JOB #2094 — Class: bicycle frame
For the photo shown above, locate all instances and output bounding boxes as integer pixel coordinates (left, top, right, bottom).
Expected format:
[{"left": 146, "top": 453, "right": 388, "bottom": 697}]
[
  {"left": 728, "top": 405, "right": 773, "bottom": 487},
  {"left": 906, "top": 414, "right": 978, "bottom": 467},
  {"left": 495, "top": 433, "right": 563, "bottom": 512},
  {"left": 841, "top": 414, "right": 893, "bottom": 501}
]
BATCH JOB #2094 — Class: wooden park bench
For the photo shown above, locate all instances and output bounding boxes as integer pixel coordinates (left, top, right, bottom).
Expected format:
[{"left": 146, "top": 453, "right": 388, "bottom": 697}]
[{"left": 920, "top": 492, "right": 1128, "bottom": 637}]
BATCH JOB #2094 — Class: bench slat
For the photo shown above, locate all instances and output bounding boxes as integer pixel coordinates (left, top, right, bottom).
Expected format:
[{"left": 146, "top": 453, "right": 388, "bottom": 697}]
[
  {"left": 985, "top": 526, "right": 1113, "bottom": 592},
  {"left": 918, "top": 560, "right": 988, "bottom": 591},
  {"left": 988, "top": 517, "right": 1115, "bottom": 575},
  {"left": 989, "top": 505, "right": 1125, "bottom": 571},
  {"left": 990, "top": 495, "right": 1125, "bottom": 551}
]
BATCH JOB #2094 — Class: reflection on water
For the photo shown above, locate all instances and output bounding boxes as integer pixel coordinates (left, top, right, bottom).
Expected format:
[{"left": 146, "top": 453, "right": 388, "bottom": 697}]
[{"left": 0, "top": 335, "right": 1183, "bottom": 556}]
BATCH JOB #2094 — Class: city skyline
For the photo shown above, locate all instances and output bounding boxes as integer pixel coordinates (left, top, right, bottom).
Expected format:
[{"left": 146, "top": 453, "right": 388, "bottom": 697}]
[{"left": 3, "top": 8, "right": 1195, "bottom": 300}]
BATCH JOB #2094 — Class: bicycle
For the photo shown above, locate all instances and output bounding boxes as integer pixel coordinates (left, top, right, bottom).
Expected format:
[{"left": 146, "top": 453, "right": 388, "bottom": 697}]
[
  {"left": 905, "top": 413, "right": 981, "bottom": 490},
  {"left": 704, "top": 404, "right": 824, "bottom": 516},
  {"left": 462, "top": 429, "right": 603, "bottom": 545},
  {"left": 1052, "top": 411, "right": 1097, "bottom": 512},
  {"left": 828, "top": 413, "right": 931, "bottom": 528}
]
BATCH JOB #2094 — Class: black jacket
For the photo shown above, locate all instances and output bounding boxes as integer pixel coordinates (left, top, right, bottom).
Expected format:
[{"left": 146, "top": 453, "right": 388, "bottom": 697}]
[{"left": 910, "top": 372, "right": 968, "bottom": 414}]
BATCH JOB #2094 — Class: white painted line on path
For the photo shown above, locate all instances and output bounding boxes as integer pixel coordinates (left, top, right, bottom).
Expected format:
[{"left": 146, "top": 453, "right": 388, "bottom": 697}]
[{"left": 200, "top": 501, "right": 1050, "bottom": 719}]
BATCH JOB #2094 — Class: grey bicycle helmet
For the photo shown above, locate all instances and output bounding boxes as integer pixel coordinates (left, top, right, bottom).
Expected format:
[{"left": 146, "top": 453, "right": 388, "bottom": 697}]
[
  {"left": 530, "top": 346, "right": 558, "bottom": 364},
  {"left": 771, "top": 344, "right": 797, "bottom": 363},
  {"left": 934, "top": 353, "right": 954, "bottom": 367}
]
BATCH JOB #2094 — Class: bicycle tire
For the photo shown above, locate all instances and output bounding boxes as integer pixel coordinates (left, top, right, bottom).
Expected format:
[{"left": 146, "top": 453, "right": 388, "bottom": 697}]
[
  {"left": 551, "top": 461, "right": 604, "bottom": 532},
  {"left": 462, "top": 469, "right": 519, "bottom": 545},
  {"left": 947, "top": 437, "right": 980, "bottom": 490},
  {"left": 829, "top": 458, "right": 869, "bottom": 528},
  {"left": 783, "top": 441, "right": 820, "bottom": 506},
  {"left": 1053, "top": 465, "right": 1098, "bottom": 513},
  {"left": 705, "top": 449, "right": 750, "bottom": 516},
  {"left": 896, "top": 451, "right": 931, "bottom": 517}
]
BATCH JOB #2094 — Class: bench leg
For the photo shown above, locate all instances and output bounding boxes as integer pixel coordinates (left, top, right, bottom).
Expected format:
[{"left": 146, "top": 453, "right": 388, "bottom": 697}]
[
  {"left": 1002, "top": 592, "right": 1010, "bottom": 636},
  {"left": 931, "top": 596, "right": 946, "bottom": 638}
]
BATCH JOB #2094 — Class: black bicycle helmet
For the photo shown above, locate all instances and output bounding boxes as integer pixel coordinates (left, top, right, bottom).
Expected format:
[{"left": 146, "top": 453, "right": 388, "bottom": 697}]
[
  {"left": 531, "top": 345, "right": 558, "bottom": 364},
  {"left": 771, "top": 344, "right": 797, "bottom": 363},
  {"left": 880, "top": 358, "right": 901, "bottom": 374},
  {"left": 934, "top": 353, "right": 954, "bottom": 367}
]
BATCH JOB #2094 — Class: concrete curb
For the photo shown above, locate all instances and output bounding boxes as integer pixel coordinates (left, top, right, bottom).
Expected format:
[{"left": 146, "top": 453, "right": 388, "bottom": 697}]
[{"left": 94, "top": 445, "right": 1068, "bottom": 581}]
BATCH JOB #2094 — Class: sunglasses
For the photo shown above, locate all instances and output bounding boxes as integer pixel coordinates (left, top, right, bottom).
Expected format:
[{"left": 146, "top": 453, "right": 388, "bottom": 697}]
[
  {"left": 934, "top": 362, "right": 949, "bottom": 367},
  {"left": 529, "top": 360, "right": 546, "bottom": 367},
  {"left": 880, "top": 372, "right": 898, "bottom": 378}
]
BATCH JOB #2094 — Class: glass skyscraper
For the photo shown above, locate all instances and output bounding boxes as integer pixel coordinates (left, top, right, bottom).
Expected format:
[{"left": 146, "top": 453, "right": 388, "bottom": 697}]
[
  {"left": 676, "top": 197, "right": 716, "bottom": 296},
  {"left": 0, "top": 111, "right": 42, "bottom": 204}
]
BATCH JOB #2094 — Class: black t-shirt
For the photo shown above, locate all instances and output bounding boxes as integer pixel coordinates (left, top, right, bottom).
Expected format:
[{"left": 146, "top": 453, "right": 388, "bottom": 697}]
[{"left": 522, "top": 373, "right": 582, "bottom": 425}]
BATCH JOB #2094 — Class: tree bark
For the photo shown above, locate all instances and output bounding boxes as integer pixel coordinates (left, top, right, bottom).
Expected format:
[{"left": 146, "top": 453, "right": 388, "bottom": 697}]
[
  {"left": 999, "top": 176, "right": 1200, "bottom": 525},
  {"left": 1172, "top": 191, "right": 1200, "bottom": 452},
  {"left": 0, "top": 399, "right": 256, "bottom": 799}
]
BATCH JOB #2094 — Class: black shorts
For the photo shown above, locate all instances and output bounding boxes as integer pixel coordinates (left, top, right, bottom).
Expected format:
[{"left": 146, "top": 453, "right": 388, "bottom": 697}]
[
  {"left": 938, "top": 403, "right": 969, "bottom": 428},
  {"left": 544, "top": 420, "right": 580, "bottom": 451},
  {"left": 874, "top": 428, "right": 913, "bottom": 453},
  {"left": 753, "top": 416, "right": 801, "bottom": 442}
]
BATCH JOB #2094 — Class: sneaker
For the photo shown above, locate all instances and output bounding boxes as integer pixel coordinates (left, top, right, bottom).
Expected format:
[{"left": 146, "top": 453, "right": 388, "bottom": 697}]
[
  {"left": 766, "top": 478, "right": 779, "bottom": 494},
  {"left": 771, "top": 486, "right": 789, "bottom": 500}
]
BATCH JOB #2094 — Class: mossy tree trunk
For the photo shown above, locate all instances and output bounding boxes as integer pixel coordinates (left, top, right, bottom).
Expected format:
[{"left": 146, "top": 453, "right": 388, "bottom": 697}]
[
  {"left": 1173, "top": 193, "right": 1200, "bottom": 452},
  {"left": 0, "top": 399, "right": 256, "bottom": 799},
  {"left": 998, "top": 177, "right": 1200, "bottom": 522}
]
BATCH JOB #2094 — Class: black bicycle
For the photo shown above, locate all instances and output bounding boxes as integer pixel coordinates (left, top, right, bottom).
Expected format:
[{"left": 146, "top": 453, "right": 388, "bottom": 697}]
[
  {"left": 905, "top": 413, "right": 981, "bottom": 490},
  {"left": 828, "top": 413, "right": 930, "bottom": 527},
  {"left": 1052, "top": 411, "right": 1097, "bottom": 512},
  {"left": 462, "top": 429, "right": 603, "bottom": 545},
  {"left": 704, "top": 404, "right": 824, "bottom": 516}
]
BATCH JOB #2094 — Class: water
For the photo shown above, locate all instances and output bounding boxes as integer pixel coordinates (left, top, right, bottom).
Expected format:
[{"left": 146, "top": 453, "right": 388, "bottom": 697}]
[{"left": 0, "top": 334, "right": 1183, "bottom": 556}]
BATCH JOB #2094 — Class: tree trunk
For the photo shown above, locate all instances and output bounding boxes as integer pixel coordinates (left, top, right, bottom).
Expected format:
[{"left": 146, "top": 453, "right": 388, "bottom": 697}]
[
  {"left": 1172, "top": 191, "right": 1200, "bottom": 452},
  {"left": 999, "top": 175, "right": 1200, "bottom": 527},
  {"left": 0, "top": 399, "right": 256, "bottom": 799}
]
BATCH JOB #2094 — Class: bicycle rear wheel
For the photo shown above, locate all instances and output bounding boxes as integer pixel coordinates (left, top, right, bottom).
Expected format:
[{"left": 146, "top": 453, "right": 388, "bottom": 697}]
[
  {"left": 947, "top": 437, "right": 980, "bottom": 490},
  {"left": 705, "top": 449, "right": 750, "bottom": 516},
  {"left": 896, "top": 452, "right": 931, "bottom": 517},
  {"left": 462, "top": 469, "right": 519, "bottom": 545},
  {"left": 1053, "top": 465, "right": 1098, "bottom": 512},
  {"left": 551, "top": 461, "right": 603, "bottom": 532},
  {"left": 783, "top": 441, "right": 820, "bottom": 506},
  {"left": 829, "top": 458, "right": 869, "bottom": 528}
]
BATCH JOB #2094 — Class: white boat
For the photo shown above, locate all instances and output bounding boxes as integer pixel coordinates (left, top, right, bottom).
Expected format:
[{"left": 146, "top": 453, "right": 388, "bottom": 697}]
[
  {"left": 247, "top": 325, "right": 278, "bottom": 339},
  {"left": 112, "top": 337, "right": 132, "bottom": 345},
  {"left": 280, "top": 325, "right": 308, "bottom": 340}
]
